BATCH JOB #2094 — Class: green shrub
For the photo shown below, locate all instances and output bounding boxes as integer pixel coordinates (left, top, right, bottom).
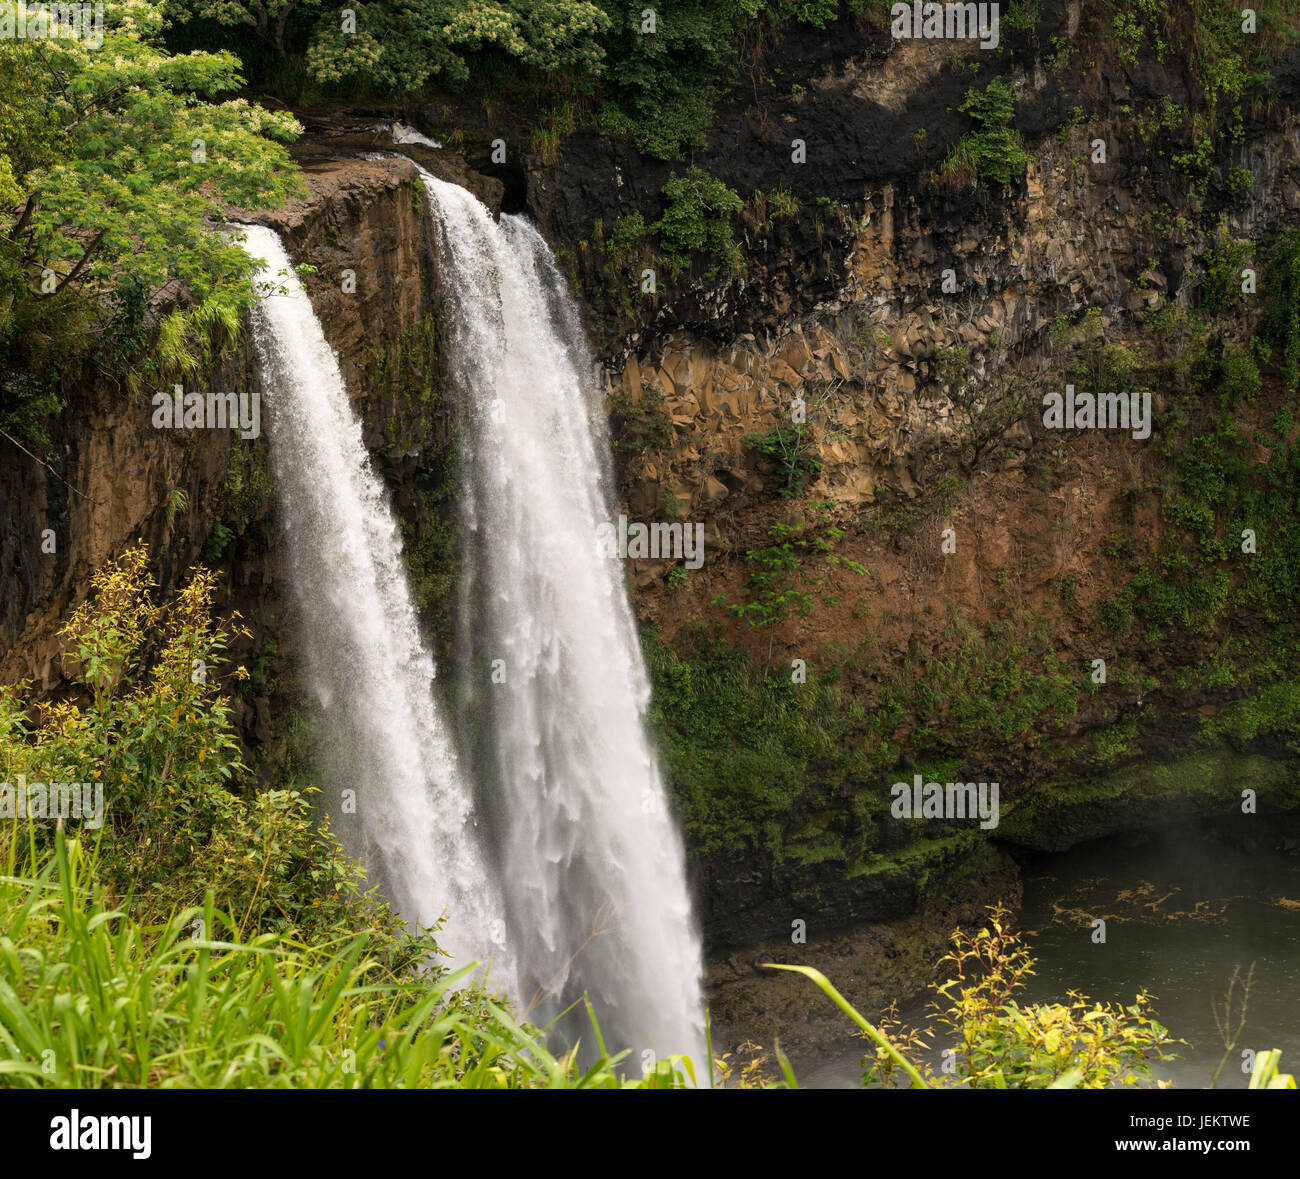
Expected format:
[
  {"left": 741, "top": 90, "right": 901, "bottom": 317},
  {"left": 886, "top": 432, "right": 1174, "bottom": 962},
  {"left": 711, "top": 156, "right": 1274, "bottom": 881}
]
[
  {"left": 644, "top": 629, "right": 867, "bottom": 855},
  {"left": 1098, "top": 590, "right": 1135, "bottom": 632},
  {"left": 611, "top": 383, "right": 674, "bottom": 455},
  {"left": 753, "top": 186, "right": 801, "bottom": 225},
  {"left": 939, "top": 78, "right": 1030, "bottom": 186},
  {"left": 1200, "top": 235, "right": 1253, "bottom": 313},
  {"left": 607, "top": 210, "right": 651, "bottom": 264},
  {"left": 858, "top": 906, "right": 1182, "bottom": 1089},
  {"left": 743, "top": 425, "right": 822, "bottom": 498},
  {"left": 0, "top": 544, "right": 366, "bottom": 943},
  {"left": 1265, "top": 228, "right": 1300, "bottom": 390},
  {"left": 653, "top": 167, "right": 745, "bottom": 274},
  {"left": 1219, "top": 344, "right": 1261, "bottom": 407},
  {"left": 595, "top": 0, "right": 851, "bottom": 159}
]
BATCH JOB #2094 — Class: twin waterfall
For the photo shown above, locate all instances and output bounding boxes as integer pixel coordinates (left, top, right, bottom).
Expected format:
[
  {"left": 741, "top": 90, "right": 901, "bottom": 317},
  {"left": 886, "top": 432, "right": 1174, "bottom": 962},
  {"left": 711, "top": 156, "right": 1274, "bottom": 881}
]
[{"left": 240, "top": 182, "right": 704, "bottom": 1066}]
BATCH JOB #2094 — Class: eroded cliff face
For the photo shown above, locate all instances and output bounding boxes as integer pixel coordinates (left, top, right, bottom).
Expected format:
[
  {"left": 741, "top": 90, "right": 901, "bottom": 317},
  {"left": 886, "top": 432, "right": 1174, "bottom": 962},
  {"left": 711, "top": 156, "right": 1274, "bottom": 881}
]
[
  {"left": 516, "top": 31, "right": 1300, "bottom": 948},
  {"left": 508, "top": 11, "right": 1300, "bottom": 1044},
  {"left": 601, "top": 125, "right": 1300, "bottom": 520},
  {"left": 0, "top": 342, "right": 255, "bottom": 695}
]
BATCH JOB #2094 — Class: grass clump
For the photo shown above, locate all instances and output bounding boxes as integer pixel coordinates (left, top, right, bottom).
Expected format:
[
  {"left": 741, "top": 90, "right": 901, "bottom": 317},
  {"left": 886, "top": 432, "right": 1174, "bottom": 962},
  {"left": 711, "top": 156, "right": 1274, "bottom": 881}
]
[{"left": 0, "top": 543, "right": 699, "bottom": 1089}]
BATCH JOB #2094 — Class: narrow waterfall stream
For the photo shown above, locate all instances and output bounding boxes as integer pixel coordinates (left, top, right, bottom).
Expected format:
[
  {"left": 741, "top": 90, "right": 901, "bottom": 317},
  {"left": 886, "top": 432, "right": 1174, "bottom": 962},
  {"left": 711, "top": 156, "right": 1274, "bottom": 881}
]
[{"left": 239, "top": 225, "right": 515, "bottom": 990}]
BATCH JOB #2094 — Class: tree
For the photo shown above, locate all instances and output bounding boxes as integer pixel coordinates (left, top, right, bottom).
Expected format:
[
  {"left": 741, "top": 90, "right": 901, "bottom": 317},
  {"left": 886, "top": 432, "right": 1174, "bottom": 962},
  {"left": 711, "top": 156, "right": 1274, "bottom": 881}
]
[
  {"left": 166, "top": 0, "right": 319, "bottom": 56},
  {"left": 0, "top": 2, "right": 303, "bottom": 381},
  {"left": 306, "top": 0, "right": 609, "bottom": 92},
  {"left": 596, "top": 0, "right": 754, "bottom": 158},
  {"left": 935, "top": 344, "right": 1038, "bottom": 473}
]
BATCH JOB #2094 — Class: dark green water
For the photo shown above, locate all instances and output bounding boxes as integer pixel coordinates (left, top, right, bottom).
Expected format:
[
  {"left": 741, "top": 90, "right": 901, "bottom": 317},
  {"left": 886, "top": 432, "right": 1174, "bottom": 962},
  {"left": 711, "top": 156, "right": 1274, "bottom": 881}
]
[{"left": 800, "top": 820, "right": 1300, "bottom": 1089}]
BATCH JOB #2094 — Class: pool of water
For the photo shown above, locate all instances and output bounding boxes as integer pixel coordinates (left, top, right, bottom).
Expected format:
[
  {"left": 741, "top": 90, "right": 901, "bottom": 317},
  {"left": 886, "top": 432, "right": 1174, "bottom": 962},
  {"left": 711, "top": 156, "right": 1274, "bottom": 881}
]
[{"left": 794, "top": 819, "right": 1300, "bottom": 1089}]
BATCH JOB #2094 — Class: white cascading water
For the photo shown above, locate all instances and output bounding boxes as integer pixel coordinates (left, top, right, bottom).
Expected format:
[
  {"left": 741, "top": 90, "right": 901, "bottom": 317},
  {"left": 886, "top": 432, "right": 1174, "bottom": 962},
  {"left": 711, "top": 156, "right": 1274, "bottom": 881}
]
[
  {"left": 238, "top": 225, "right": 515, "bottom": 990},
  {"left": 420, "top": 173, "right": 706, "bottom": 1064}
]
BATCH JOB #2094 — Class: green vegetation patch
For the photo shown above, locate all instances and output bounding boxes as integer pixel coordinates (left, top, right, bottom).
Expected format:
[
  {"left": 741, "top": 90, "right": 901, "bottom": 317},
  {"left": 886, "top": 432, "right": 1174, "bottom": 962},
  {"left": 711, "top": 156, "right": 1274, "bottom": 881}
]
[
  {"left": 937, "top": 78, "right": 1031, "bottom": 187},
  {"left": 653, "top": 167, "right": 745, "bottom": 275}
]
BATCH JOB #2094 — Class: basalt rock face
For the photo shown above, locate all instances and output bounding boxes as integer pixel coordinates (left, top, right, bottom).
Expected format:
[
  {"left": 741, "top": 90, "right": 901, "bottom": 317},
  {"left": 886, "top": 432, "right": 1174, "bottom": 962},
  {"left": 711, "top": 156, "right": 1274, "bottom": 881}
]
[
  {"left": 514, "top": 16, "right": 1300, "bottom": 964},
  {"left": 526, "top": 5, "right": 1083, "bottom": 349},
  {"left": 243, "top": 154, "right": 433, "bottom": 404},
  {"left": 598, "top": 118, "right": 1300, "bottom": 532},
  {"left": 540, "top": 40, "right": 1300, "bottom": 531},
  {"left": 697, "top": 833, "right": 921, "bottom": 951},
  {"left": 0, "top": 345, "right": 253, "bottom": 695},
  {"left": 512, "top": 7, "right": 1300, "bottom": 548}
]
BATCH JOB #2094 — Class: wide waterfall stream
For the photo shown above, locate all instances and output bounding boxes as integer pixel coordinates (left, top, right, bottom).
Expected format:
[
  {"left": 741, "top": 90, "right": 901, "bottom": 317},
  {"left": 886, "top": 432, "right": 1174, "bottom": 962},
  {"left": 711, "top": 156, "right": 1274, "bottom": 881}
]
[
  {"left": 240, "top": 224, "right": 513, "bottom": 987},
  {"left": 241, "top": 200, "right": 704, "bottom": 1067},
  {"left": 421, "top": 172, "right": 705, "bottom": 1064}
]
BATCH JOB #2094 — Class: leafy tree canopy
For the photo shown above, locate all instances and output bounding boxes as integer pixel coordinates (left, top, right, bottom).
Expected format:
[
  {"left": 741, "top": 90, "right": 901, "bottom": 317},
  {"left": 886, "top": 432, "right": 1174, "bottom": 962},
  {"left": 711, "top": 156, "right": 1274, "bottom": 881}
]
[
  {"left": 0, "top": 1, "right": 303, "bottom": 384},
  {"left": 166, "top": 0, "right": 321, "bottom": 56},
  {"left": 170, "top": 0, "right": 612, "bottom": 90}
]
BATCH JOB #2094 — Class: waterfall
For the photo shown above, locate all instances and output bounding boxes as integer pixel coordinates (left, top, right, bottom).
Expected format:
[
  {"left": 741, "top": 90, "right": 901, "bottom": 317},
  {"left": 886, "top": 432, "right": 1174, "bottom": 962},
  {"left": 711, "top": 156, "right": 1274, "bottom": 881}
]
[
  {"left": 238, "top": 225, "right": 515, "bottom": 990},
  {"left": 420, "top": 174, "right": 706, "bottom": 1064},
  {"left": 238, "top": 187, "right": 705, "bottom": 1068}
]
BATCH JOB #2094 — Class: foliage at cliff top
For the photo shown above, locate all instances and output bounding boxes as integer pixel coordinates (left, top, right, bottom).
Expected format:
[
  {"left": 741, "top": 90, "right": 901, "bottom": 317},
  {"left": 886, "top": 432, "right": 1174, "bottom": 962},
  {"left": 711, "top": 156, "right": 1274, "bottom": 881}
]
[
  {"left": 160, "top": 1, "right": 896, "bottom": 158},
  {"left": 157, "top": 0, "right": 1300, "bottom": 164},
  {"left": 0, "top": 1, "right": 303, "bottom": 399},
  {"left": 305, "top": 0, "right": 609, "bottom": 90},
  {"left": 165, "top": 0, "right": 611, "bottom": 87}
]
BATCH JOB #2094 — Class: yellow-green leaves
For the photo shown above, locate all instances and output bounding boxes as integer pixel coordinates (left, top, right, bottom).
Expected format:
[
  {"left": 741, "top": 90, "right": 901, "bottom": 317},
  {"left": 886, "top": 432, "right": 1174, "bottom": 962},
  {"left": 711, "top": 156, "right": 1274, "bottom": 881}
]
[{"left": 1249, "top": 1050, "right": 1297, "bottom": 1090}]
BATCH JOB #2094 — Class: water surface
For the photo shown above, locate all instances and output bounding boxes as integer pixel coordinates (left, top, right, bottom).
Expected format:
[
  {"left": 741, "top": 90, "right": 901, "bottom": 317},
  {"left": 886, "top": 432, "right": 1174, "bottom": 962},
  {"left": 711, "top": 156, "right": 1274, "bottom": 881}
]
[{"left": 796, "top": 822, "right": 1300, "bottom": 1089}]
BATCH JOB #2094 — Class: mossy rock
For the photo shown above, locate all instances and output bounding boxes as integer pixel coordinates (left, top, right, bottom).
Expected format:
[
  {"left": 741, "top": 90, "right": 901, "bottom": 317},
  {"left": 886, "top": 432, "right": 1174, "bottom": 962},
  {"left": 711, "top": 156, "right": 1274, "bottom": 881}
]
[{"left": 998, "top": 747, "right": 1299, "bottom": 852}]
